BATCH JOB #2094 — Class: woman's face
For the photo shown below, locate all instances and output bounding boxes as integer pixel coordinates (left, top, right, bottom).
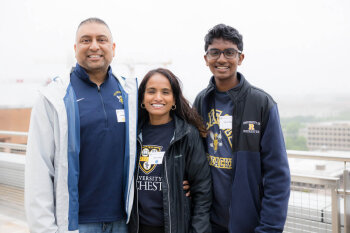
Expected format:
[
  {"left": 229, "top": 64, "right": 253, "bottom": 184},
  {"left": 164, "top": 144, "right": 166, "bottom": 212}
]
[{"left": 142, "top": 73, "right": 175, "bottom": 125}]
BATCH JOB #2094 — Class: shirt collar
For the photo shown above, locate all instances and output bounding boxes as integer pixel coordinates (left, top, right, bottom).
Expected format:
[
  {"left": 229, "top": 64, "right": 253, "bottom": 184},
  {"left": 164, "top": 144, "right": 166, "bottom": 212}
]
[
  {"left": 213, "top": 72, "right": 243, "bottom": 94},
  {"left": 73, "top": 63, "right": 113, "bottom": 85}
]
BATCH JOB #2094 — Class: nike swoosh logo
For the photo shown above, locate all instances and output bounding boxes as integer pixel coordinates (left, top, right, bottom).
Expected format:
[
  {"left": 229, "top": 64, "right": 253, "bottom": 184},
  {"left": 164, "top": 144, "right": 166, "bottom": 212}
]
[{"left": 77, "top": 98, "right": 85, "bottom": 102}]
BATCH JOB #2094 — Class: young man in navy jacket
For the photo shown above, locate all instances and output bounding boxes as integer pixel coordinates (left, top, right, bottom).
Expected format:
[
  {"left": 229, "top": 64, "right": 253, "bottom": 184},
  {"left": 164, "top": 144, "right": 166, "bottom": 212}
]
[{"left": 193, "top": 24, "right": 290, "bottom": 233}]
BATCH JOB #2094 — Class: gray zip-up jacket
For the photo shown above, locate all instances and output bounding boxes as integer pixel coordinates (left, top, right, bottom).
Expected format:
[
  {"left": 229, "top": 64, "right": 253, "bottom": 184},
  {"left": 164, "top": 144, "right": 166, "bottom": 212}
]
[{"left": 25, "top": 69, "right": 138, "bottom": 233}]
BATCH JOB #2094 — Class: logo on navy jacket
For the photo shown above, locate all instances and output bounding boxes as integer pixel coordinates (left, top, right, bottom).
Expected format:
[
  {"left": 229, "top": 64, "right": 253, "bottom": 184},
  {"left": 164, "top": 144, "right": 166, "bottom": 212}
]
[
  {"left": 242, "top": 121, "right": 261, "bottom": 134},
  {"left": 113, "top": 91, "right": 123, "bottom": 104}
]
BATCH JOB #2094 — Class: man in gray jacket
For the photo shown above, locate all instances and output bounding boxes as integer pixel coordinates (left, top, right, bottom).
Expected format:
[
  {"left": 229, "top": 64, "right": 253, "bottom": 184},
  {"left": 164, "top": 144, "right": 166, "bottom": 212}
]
[{"left": 25, "top": 18, "right": 138, "bottom": 233}]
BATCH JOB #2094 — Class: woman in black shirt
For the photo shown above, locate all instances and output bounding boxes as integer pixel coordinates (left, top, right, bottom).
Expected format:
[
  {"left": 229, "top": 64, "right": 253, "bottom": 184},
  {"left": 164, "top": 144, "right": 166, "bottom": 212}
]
[{"left": 128, "top": 68, "right": 212, "bottom": 233}]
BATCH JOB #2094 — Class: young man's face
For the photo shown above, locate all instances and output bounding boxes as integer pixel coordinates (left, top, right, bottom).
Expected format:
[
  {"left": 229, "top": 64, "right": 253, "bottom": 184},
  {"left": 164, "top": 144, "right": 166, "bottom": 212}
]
[
  {"left": 204, "top": 38, "right": 244, "bottom": 84},
  {"left": 74, "top": 22, "right": 115, "bottom": 74}
]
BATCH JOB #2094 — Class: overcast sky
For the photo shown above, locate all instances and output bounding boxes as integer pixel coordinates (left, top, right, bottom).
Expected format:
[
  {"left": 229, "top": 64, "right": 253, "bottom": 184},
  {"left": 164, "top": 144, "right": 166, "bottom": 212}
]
[{"left": 1, "top": 0, "right": 350, "bottom": 107}]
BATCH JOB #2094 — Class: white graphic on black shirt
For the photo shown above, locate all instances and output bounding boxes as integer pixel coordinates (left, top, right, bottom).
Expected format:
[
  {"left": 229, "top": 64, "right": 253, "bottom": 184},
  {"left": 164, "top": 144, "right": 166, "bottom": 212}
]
[
  {"left": 137, "top": 145, "right": 163, "bottom": 192},
  {"left": 139, "top": 145, "right": 162, "bottom": 174}
]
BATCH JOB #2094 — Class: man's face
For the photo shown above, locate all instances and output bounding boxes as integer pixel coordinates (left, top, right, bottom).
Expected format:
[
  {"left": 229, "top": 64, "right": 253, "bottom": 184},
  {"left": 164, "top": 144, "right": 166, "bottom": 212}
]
[
  {"left": 74, "top": 23, "right": 115, "bottom": 74},
  {"left": 204, "top": 38, "right": 244, "bottom": 83}
]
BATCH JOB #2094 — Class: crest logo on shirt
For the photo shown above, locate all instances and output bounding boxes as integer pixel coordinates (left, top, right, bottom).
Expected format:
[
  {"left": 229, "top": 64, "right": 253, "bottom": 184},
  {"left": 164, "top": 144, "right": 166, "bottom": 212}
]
[
  {"left": 139, "top": 145, "right": 162, "bottom": 174},
  {"left": 113, "top": 91, "right": 123, "bottom": 104},
  {"left": 243, "top": 121, "right": 261, "bottom": 134}
]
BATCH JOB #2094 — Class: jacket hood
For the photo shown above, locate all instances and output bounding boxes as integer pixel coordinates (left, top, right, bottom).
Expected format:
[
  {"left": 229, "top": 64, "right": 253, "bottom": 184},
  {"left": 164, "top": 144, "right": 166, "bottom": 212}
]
[
  {"left": 173, "top": 114, "right": 191, "bottom": 141},
  {"left": 38, "top": 69, "right": 72, "bottom": 112}
]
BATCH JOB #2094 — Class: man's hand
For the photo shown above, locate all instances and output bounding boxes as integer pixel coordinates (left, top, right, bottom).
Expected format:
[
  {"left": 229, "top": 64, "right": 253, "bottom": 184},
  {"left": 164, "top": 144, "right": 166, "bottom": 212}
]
[{"left": 183, "top": 180, "right": 191, "bottom": 197}]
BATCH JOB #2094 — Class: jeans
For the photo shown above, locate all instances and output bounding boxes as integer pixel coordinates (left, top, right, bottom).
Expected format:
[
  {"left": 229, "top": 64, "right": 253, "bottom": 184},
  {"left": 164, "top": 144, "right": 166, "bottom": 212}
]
[{"left": 79, "top": 219, "right": 127, "bottom": 233}]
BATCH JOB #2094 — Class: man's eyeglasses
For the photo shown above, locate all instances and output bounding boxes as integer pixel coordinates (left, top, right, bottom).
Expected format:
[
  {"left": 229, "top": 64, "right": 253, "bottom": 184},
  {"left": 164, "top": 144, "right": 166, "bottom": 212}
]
[{"left": 206, "top": 48, "right": 242, "bottom": 60}]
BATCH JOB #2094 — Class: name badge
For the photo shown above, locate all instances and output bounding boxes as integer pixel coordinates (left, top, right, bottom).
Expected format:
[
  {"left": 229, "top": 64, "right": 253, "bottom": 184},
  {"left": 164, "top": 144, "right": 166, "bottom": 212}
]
[
  {"left": 148, "top": 151, "right": 164, "bottom": 165},
  {"left": 116, "top": 109, "right": 125, "bottom": 122},
  {"left": 219, "top": 115, "right": 232, "bottom": 129}
]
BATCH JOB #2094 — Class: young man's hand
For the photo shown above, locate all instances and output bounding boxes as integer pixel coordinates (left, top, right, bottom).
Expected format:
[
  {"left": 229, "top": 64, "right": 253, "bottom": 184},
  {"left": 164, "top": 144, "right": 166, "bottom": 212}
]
[{"left": 183, "top": 180, "right": 190, "bottom": 197}]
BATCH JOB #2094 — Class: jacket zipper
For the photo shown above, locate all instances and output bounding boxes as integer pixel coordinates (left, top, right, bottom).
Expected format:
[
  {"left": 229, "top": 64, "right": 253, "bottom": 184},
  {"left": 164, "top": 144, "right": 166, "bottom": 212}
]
[
  {"left": 136, "top": 138, "right": 141, "bottom": 233},
  {"left": 164, "top": 155, "right": 172, "bottom": 233},
  {"left": 229, "top": 100, "right": 237, "bottom": 229},
  {"left": 97, "top": 85, "right": 108, "bottom": 128},
  {"left": 163, "top": 135, "right": 181, "bottom": 233},
  {"left": 137, "top": 135, "right": 172, "bottom": 232},
  {"left": 137, "top": 128, "right": 186, "bottom": 233},
  {"left": 231, "top": 101, "right": 237, "bottom": 179}
]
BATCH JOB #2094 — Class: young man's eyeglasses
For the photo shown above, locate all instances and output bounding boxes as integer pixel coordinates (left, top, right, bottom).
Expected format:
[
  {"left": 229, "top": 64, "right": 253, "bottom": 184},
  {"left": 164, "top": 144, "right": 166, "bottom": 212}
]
[{"left": 206, "top": 48, "right": 242, "bottom": 60}]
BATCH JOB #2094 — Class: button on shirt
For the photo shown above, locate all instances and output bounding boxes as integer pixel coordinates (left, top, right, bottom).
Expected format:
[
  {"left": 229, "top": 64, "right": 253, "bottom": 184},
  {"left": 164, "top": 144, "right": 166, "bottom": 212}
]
[{"left": 70, "top": 64, "right": 126, "bottom": 223}]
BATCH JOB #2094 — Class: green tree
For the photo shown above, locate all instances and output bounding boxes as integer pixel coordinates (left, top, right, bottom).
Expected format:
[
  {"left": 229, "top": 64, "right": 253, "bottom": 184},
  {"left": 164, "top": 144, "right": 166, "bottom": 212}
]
[{"left": 285, "top": 136, "right": 307, "bottom": 150}]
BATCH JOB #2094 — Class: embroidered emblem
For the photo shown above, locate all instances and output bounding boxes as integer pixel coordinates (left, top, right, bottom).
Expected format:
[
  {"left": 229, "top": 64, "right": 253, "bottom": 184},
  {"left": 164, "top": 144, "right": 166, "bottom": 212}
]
[
  {"left": 243, "top": 121, "right": 261, "bottom": 134},
  {"left": 113, "top": 91, "right": 123, "bottom": 104}
]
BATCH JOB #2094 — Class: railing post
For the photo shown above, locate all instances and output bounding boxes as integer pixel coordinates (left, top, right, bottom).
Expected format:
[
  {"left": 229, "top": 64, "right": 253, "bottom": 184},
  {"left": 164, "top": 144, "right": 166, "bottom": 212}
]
[
  {"left": 344, "top": 162, "right": 350, "bottom": 233},
  {"left": 332, "top": 184, "right": 340, "bottom": 232}
]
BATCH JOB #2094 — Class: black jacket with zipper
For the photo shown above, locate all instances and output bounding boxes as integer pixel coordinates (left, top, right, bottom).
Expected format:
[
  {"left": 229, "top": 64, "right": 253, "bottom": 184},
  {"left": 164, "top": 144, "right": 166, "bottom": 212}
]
[{"left": 128, "top": 115, "right": 212, "bottom": 233}]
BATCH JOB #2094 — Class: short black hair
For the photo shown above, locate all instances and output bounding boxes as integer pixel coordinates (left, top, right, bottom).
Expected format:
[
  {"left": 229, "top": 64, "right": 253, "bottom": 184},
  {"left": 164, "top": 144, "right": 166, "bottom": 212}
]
[
  {"left": 204, "top": 24, "right": 243, "bottom": 52},
  {"left": 76, "top": 17, "right": 112, "bottom": 40},
  {"left": 78, "top": 17, "right": 110, "bottom": 30}
]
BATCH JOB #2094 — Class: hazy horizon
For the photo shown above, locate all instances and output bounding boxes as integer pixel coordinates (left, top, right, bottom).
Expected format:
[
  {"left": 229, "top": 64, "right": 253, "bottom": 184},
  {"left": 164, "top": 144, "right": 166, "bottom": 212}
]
[{"left": 1, "top": 0, "right": 349, "bottom": 117}]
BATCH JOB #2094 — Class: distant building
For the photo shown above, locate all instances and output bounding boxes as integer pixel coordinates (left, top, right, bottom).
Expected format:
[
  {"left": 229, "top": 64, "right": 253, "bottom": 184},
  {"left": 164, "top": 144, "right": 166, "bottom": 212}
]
[
  {"left": 307, "top": 122, "right": 350, "bottom": 151},
  {"left": 0, "top": 107, "right": 31, "bottom": 143}
]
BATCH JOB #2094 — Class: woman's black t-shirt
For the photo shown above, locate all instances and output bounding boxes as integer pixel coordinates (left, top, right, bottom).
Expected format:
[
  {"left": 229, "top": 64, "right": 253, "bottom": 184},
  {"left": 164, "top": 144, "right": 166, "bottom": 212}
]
[{"left": 137, "top": 120, "right": 175, "bottom": 226}]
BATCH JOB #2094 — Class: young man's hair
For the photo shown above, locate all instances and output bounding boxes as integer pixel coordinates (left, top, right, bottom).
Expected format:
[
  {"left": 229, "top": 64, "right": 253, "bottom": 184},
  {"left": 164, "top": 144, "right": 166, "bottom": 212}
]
[
  {"left": 204, "top": 24, "right": 243, "bottom": 52},
  {"left": 138, "top": 68, "right": 207, "bottom": 137}
]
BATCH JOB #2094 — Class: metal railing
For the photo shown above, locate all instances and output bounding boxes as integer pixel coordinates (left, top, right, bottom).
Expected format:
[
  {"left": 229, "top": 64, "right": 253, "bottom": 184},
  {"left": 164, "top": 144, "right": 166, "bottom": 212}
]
[
  {"left": 287, "top": 150, "right": 350, "bottom": 233},
  {"left": 0, "top": 130, "right": 350, "bottom": 232},
  {"left": 0, "top": 130, "right": 27, "bottom": 154},
  {"left": 286, "top": 174, "right": 339, "bottom": 232}
]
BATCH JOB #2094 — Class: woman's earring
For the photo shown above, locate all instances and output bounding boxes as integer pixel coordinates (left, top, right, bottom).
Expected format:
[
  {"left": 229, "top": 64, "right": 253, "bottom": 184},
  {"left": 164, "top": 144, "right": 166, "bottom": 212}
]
[
  {"left": 141, "top": 103, "right": 145, "bottom": 109},
  {"left": 171, "top": 104, "right": 176, "bottom": 110}
]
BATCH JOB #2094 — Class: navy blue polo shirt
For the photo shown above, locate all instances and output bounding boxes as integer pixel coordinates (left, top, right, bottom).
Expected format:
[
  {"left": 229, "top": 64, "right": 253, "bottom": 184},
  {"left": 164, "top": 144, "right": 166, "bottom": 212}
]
[{"left": 70, "top": 64, "right": 126, "bottom": 223}]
